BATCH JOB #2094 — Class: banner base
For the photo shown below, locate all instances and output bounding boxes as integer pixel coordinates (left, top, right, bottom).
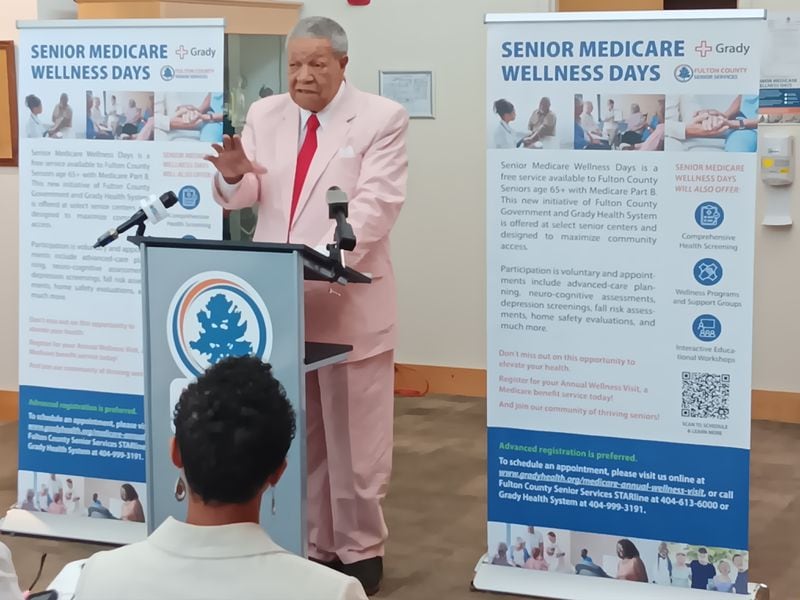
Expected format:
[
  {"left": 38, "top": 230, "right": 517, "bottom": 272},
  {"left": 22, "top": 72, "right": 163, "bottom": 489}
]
[
  {"left": 472, "top": 557, "right": 769, "bottom": 600},
  {"left": 1, "top": 509, "right": 146, "bottom": 546}
]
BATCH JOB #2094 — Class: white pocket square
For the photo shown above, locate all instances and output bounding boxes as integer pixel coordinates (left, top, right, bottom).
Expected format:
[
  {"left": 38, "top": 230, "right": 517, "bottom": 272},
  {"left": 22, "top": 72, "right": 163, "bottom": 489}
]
[{"left": 337, "top": 146, "right": 355, "bottom": 158}]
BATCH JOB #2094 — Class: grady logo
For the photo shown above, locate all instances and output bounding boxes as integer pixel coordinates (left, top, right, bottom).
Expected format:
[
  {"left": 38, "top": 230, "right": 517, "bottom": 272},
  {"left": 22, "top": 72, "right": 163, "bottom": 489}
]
[
  {"left": 694, "top": 40, "right": 751, "bottom": 57},
  {"left": 167, "top": 271, "right": 273, "bottom": 378},
  {"left": 695, "top": 41, "right": 712, "bottom": 58},
  {"left": 175, "top": 45, "right": 217, "bottom": 59}
]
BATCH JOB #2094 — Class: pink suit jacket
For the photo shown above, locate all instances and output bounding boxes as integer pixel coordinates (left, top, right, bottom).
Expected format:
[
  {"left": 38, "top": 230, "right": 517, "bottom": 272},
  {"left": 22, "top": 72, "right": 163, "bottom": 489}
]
[{"left": 212, "top": 85, "right": 408, "bottom": 361}]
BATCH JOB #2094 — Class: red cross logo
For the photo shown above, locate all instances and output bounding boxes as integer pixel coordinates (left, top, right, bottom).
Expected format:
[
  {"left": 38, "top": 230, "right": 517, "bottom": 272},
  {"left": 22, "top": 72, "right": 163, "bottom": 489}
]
[
  {"left": 176, "top": 45, "right": 188, "bottom": 59},
  {"left": 695, "top": 41, "right": 713, "bottom": 58}
]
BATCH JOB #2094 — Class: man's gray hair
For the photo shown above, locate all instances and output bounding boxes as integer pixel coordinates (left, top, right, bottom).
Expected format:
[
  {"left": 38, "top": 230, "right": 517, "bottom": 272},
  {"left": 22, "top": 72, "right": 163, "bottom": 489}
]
[{"left": 288, "top": 16, "right": 348, "bottom": 56}]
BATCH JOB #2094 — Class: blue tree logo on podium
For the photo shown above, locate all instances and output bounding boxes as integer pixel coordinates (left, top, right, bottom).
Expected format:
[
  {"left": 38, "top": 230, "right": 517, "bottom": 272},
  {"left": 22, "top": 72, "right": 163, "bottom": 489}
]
[
  {"left": 189, "top": 293, "right": 254, "bottom": 364},
  {"left": 167, "top": 272, "right": 273, "bottom": 377}
]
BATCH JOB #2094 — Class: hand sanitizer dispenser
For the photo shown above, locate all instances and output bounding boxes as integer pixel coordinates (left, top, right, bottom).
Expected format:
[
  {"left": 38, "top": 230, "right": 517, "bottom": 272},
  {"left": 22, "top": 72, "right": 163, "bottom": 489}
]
[{"left": 761, "top": 135, "right": 794, "bottom": 186}]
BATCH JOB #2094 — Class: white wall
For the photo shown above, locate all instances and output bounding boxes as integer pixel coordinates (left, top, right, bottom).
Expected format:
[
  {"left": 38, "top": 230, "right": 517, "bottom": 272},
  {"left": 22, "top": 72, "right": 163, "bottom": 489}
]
[
  {"left": 37, "top": 0, "right": 75, "bottom": 20},
  {"left": 735, "top": 0, "right": 799, "bottom": 392},
  {"left": 0, "top": 2, "right": 36, "bottom": 390},
  {"left": 739, "top": 0, "right": 800, "bottom": 391}
]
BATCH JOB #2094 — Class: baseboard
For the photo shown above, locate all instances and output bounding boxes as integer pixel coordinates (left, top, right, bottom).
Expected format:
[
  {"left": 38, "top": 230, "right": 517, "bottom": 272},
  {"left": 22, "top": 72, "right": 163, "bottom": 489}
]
[
  {"left": 395, "top": 364, "right": 800, "bottom": 424},
  {"left": 395, "top": 364, "right": 487, "bottom": 398},
  {"left": 0, "top": 390, "right": 17, "bottom": 421},
  {"left": 1, "top": 373, "right": 799, "bottom": 423},
  {"left": 752, "top": 389, "right": 800, "bottom": 424}
]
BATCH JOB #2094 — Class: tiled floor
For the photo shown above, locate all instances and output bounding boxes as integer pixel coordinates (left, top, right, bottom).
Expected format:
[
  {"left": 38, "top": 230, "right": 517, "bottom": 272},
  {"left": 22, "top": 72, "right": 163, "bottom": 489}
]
[{"left": 1, "top": 397, "right": 798, "bottom": 599}]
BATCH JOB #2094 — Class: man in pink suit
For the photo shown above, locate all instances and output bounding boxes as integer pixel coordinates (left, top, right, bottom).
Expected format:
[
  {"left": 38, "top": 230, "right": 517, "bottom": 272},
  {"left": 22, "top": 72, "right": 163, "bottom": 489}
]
[{"left": 206, "top": 16, "right": 408, "bottom": 595}]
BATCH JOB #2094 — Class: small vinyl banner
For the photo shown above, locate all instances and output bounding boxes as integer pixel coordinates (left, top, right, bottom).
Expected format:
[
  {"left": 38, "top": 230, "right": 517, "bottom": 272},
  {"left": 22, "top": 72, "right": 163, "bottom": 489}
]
[
  {"left": 12, "top": 18, "right": 223, "bottom": 543},
  {"left": 759, "top": 11, "right": 800, "bottom": 124},
  {"left": 484, "top": 10, "right": 763, "bottom": 596}
]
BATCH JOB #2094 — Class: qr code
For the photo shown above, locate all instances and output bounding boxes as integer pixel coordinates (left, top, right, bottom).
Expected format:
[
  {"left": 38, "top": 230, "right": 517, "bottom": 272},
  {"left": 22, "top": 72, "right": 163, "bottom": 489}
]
[{"left": 681, "top": 372, "right": 731, "bottom": 419}]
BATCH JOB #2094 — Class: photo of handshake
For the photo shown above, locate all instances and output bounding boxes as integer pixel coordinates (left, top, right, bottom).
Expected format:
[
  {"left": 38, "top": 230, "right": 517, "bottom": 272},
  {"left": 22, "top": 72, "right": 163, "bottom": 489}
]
[
  {"left": 175, "top": 105, "right": 214, "bottom": 126},
  {"left": 693, "top": 109, "right": 739, "bottom": 135}
]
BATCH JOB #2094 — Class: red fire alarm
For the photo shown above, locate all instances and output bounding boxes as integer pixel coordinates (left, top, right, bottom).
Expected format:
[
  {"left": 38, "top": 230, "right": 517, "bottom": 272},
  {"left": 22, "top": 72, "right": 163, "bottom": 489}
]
[{"left": 348, "top": 0, "right": 370, "bottom": 5}]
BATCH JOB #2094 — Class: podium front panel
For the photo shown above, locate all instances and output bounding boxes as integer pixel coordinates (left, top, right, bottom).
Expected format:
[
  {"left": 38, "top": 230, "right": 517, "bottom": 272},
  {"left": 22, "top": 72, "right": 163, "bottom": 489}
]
[{"left": 140, "top": 244, "right": 307, "bottom": 556}]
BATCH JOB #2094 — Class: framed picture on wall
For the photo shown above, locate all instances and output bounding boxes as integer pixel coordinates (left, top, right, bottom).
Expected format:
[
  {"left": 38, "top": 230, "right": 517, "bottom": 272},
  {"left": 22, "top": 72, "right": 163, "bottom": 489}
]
[
  {"left": 378, "top": 70, "right": 434, "bottom": 119},
  {"left": 0, "top": 41, "right": 17, "bottom": 166}
]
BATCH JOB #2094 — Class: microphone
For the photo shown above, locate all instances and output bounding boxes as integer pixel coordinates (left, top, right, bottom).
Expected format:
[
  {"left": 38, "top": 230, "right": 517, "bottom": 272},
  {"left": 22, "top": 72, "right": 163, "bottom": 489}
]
[
  {"left": 326, "top": 186, "right": 356, "bottom": 251},
  {"left": 93, "top": 191, "right": 178, "bottom": 248}
]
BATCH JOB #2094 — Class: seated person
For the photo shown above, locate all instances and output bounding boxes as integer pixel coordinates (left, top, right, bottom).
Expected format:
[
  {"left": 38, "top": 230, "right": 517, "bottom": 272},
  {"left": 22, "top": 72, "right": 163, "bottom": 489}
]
[
  {"left": 641, "top": 98, "right": 665, "bottom": 142},
  {"left": 89, "top": 96, "right": 113, "bottom": 139},
  {"left": 491, "top": 543, "right": 513, "bottom": 566},
  {"left": 87, "top": 493, "right": 118, "bottom": 519},
  {"left": 579, "top": 101, "right": 605, "bottom": 144},
  {"left": 620, "top": 103, "right": 647, "bottom": 145},
  {"left": 124, "top": 99, "right": 142, "bottom": 129},
  {"left": 523, "top": 97, "right": 556, "bottom": 148},
  {"left": 524, "top": 547, "right": 548, "bottom": 571},
  {"left": 0, "top": 542, "right": 24, "bottom": 600},
  {"left": 74, "top": 356, "right": 367, "bottom": 600},
  {"left": 47, "top": 491, "right": 67, "bottom": 515},
  {"left": 119, "top": 117, "right": 154, "bottom": 141},
  {"left": 622, "top": 123, "right": 665, "bottom": 151},
  {"left": 574, "top": 98, "right": 610, "bottom": 150},
  {"left": 19, "top": 489, "right": 36, "bottom": 511}
]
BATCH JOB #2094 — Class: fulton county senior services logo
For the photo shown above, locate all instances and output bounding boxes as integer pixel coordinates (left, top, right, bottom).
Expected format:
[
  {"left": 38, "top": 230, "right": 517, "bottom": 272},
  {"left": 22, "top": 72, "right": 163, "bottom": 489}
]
[
  {"left": 167, "top": 271, "right": 273, "bottom": 377},
  {"left": 674, "top": 64, "right": 694, "bottom": 83}
]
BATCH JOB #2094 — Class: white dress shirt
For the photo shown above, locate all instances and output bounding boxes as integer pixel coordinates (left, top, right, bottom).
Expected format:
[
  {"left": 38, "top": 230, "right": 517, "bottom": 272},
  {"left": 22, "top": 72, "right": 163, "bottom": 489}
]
[
  {"left": 0, "top": 542, "right": 23, "bottom": 600},
  {"left": 217, "top": 82, "right": 347, "bottom": 196},
  {"left": 297, "top": 81, "right": 346, "bottom": 150},
  {"left": 73, "top": 517, "right": 367, "bottom": 600}
]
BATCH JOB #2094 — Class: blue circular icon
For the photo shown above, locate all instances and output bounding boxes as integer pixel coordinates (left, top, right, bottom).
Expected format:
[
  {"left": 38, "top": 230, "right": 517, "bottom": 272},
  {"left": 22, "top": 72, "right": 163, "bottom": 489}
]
[
  {"left": 182, "top": 235, "right": 196, "bottom": 240},
  {"left": 161, "top": 65, "right": 175, "bottom": 81},
  {"left": 693, "top": 258, "right": 723, "bottom": 286},
  {"left": 693, "top": 314, "right": 722, "bottom": 342},
  {"left": 695, "top": 202, "right": 724, "bottom": 230},
  {"left": 178, "top": 185, "right": 200, "bottom": 210},
  {"left": 675, "top": 64, "right": 694, "bottom": 83}
]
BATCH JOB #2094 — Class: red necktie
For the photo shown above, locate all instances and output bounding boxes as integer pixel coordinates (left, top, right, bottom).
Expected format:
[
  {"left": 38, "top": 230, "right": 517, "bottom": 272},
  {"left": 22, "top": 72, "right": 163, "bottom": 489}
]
[{"left": 288, "top": 113, "right": 319, "bottom": 235}]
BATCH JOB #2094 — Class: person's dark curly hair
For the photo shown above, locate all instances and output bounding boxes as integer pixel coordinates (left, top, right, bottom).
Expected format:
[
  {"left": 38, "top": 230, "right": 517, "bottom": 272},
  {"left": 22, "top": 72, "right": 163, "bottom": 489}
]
[{"left": 173, "top": 355, "right": 296, "bottom": 505}]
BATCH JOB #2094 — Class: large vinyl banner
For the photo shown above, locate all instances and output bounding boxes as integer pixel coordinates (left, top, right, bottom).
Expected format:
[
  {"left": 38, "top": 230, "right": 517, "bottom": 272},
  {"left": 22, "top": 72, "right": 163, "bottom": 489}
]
[
  {"left": 12, "top": 19, "right": 223, "bottom": 543},
  {"left": 483, "top": 10, "right": 763, "bottom": 596}
]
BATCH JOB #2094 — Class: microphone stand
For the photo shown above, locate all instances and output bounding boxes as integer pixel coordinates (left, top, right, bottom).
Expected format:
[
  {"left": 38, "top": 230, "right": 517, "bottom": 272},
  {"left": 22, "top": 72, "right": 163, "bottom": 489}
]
[
  {"left": 326, "top": 240, "right": 342, "bottom": 269},
  {"left": 326, "top": 204, "right": 356, "bottom": 284}
]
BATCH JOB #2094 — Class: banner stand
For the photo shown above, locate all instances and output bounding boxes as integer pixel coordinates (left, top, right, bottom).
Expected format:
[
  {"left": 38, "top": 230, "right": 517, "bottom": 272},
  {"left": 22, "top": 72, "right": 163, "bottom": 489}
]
[
  {"left": 8, "top": 18, "right": 224, "bottom": 546},
  {"left": 472, "top": 558, "right": 770, "bottom": 600},
  {"left": 481, "top": 8, "right": 768, "bottom": 599},
  {"left": 1, "top": 509, "right": 145, "bottom": 545}
]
